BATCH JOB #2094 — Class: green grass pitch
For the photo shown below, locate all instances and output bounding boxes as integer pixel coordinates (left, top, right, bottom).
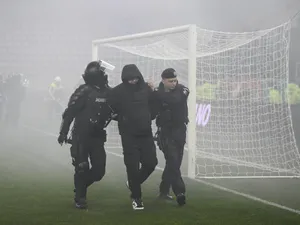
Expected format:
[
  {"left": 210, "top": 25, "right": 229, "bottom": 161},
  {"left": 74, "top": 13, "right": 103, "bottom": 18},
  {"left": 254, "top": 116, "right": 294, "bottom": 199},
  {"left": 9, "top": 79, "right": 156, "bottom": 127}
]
[{"left": 0, "top": 127, "right": 300, "bottom": 225}]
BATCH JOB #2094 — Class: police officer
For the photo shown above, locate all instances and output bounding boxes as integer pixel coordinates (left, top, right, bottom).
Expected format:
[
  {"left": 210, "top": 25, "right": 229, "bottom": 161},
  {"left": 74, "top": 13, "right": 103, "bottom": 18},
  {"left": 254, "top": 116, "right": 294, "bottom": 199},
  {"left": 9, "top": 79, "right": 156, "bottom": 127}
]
[
  {"left": 153, "top": 68, "right": 189, "bottom": 206},
  {"left": 48, "top": 76, "right": 65, "bottom": 120},
  {"left": 49, "top": 76, "right": 62, "bottom": 96},
  {"left": 57, "top": 61, "right": 113, "bottom": 209}
]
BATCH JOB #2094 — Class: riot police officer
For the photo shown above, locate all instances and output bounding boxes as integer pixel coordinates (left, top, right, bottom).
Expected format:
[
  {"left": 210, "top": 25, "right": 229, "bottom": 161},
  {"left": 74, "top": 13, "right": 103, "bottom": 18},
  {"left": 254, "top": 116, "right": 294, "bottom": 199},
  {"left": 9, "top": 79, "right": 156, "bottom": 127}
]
[
  {"left": 57, "top": 61, "right": 113, "bottom": 209},
  {"left": 153, "top": 68, "right": 189, "bottom": 206}
]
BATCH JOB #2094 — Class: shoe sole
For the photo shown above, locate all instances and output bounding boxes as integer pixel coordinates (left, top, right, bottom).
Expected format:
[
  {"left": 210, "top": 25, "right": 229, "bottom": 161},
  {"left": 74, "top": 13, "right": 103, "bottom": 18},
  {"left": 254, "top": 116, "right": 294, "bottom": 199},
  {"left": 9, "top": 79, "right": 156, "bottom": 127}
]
[
  {"left": 75, "top": 204, "right": 88, "bottom": 209},
  {"left": 132, "top": 206, "right": 144, "bottom": 210}
]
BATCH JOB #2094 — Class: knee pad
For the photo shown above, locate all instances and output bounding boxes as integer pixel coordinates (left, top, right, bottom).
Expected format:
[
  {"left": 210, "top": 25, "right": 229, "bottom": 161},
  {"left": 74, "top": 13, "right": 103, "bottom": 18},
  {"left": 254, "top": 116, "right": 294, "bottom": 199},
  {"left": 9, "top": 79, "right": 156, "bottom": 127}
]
[{"left": 76, "top": 161, "right": 89, "bottom": 173}]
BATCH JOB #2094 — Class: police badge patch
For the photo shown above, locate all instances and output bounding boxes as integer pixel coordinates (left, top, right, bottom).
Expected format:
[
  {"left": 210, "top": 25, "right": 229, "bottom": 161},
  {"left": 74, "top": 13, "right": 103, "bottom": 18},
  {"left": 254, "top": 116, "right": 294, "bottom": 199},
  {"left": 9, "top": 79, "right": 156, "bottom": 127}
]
[{"left": 182, "top": 87, "right": 189, "bottom": 96}]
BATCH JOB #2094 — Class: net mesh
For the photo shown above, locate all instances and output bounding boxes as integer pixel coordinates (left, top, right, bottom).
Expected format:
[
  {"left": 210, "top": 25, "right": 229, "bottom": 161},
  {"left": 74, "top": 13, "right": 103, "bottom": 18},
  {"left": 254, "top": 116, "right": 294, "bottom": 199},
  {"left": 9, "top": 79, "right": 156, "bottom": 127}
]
[{"left": 94, "top": 22, "right": 300, "bottom": 178}]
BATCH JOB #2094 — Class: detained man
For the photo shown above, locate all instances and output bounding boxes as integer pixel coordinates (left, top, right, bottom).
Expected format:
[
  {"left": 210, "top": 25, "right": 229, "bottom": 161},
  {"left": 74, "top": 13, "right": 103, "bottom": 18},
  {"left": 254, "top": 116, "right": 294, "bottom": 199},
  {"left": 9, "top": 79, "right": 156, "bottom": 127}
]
[{"left": 108, "top": 64, "right": 158, "bottom": 210}]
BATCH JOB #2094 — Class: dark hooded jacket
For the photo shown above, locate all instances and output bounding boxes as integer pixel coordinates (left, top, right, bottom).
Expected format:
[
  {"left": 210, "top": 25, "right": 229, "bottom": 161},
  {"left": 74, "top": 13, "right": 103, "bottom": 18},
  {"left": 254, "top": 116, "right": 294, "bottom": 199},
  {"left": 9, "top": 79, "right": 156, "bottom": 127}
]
[{"left": 109, "top": 64, "right": 154, "bottom": 136}]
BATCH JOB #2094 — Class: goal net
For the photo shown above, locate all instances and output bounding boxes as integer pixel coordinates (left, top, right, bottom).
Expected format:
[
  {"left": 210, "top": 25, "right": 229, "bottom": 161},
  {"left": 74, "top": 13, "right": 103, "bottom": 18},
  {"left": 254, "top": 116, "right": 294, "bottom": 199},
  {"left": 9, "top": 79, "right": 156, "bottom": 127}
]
[{"left": 92, "top": 23, "right": 300, "bottom": 178}]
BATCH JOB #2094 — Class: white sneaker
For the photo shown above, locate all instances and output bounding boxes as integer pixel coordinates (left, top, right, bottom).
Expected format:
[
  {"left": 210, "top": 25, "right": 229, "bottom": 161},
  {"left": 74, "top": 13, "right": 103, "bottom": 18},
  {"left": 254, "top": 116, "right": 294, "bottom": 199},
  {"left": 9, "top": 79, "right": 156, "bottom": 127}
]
[{"left": 132, "top": 198, "right": 144, "bottom": 210}]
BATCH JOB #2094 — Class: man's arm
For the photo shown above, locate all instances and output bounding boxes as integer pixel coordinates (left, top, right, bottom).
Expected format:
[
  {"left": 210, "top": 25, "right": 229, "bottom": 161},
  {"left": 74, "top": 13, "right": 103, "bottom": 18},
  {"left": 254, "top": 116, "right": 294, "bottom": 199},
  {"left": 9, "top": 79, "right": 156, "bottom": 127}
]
[
  {"left": 180, "top": 84, "right": 190, "bottom": 124},
  {"left": 107, "top": 86, "right": 121, "bottom": 117},
  {"left": 148, "top": 85, "right": 160, "bottom": 120},
  {"left": 59, "top": 85, "right": 89, "bottom": 137}
]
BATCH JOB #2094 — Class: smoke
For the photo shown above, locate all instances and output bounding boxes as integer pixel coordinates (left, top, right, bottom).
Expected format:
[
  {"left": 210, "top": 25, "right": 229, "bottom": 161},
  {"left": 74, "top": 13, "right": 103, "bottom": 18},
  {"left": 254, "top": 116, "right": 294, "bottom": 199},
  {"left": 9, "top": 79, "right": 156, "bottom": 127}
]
[
  {"left": 0, "top": 2, "right": 300, "bottom": 219},
  {"left": 0, "top": 0, "right": 300, "bottom": 185},
  {"left": 0, "top": 0, "right": 299, "bottom": 80}
]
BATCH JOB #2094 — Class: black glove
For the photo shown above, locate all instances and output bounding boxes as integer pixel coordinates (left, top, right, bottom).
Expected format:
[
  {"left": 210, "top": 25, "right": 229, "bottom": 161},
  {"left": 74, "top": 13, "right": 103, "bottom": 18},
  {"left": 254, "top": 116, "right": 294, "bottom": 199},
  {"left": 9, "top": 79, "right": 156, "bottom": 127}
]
[{"left": 57, "top": 133, "right": 67, "bottom": 145}]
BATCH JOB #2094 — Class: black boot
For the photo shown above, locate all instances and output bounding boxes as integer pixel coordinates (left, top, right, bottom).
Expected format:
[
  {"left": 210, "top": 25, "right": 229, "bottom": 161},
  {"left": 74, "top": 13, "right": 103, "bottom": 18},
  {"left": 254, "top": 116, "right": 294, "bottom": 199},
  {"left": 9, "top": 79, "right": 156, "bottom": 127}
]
[
  {"left": 73, "top": 187, "right": 88, "bottom": 209},
  {"left": 176, "top": 193, "right": 186, "bottom": 206},
  {"left": 75, "top": 197, "right": 87, "bottom": 209}
]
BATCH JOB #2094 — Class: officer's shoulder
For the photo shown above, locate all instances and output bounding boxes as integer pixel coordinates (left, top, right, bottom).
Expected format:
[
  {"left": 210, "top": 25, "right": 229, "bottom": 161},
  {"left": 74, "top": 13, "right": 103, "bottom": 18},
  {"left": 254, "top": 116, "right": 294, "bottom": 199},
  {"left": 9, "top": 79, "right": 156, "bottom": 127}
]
[
  {"left": 177, "top": 84, "right": 189, "bottom": 96},
  {"left": 74, "top": 84, "right": 91, "bottom": 96},
  {"left": 68, "top": 85, "right": 90, "bottom": 105}
]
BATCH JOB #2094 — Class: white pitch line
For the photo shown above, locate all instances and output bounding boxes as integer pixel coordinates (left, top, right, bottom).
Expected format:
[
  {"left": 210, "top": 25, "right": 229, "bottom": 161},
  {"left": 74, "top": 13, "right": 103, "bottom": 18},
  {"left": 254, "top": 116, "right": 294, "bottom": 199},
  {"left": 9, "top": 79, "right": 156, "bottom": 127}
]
[{"left": 21, "top": 124, "right": 300, "bottom": 215}]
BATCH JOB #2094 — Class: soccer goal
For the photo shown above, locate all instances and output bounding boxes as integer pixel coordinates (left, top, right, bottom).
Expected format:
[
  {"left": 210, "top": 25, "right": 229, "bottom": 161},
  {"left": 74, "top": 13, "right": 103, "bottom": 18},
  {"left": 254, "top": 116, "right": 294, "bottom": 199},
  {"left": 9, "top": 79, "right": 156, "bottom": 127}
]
[{"left": 92, "top": 23, "right": 300, "bottom": 179}]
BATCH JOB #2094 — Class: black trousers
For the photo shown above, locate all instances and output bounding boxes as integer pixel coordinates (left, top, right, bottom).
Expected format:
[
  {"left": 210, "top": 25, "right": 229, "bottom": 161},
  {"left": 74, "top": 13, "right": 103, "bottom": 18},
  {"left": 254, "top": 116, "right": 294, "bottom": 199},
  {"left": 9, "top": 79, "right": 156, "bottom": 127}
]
[
  {"left": 121, "top": 134, "right": 158, "bottom": 199},
  {"left": 158, "top": 126, "right": 186, "bottom": 196},
  {"left": 71, "top": 136, "right": 106, "bottom": 200}
]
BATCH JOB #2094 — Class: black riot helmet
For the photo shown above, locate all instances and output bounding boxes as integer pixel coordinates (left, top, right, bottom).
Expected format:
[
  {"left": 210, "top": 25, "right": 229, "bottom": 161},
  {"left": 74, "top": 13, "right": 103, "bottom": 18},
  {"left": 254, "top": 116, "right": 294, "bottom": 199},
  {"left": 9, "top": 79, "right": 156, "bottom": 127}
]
[{"left": 82, "top": 61, "right": 108, "bottom": 87}]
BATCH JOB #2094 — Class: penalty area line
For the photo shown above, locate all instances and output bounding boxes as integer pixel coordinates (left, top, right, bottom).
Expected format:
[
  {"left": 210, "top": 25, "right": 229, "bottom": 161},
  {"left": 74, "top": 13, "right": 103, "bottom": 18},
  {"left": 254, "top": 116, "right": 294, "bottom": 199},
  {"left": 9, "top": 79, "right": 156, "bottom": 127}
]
[{"left": 22, "top": 124, "right": 300, "bottom": 215}]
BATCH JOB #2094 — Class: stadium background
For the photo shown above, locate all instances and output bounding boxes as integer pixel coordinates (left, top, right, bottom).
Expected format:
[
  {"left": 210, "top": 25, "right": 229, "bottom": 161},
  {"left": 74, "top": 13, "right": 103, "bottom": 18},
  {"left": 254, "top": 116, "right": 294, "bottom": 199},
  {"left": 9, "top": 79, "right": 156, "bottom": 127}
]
[{"left": 2, "top": 1, "right": 300, "bottom": 224}]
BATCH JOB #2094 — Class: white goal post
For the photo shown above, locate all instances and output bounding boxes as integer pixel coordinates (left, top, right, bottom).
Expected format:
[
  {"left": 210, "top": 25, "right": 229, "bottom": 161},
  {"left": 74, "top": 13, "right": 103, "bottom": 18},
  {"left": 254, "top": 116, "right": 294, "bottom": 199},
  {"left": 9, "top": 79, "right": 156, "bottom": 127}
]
[{"left": 92, "top": 23, "right": 300, "bottom": 179}]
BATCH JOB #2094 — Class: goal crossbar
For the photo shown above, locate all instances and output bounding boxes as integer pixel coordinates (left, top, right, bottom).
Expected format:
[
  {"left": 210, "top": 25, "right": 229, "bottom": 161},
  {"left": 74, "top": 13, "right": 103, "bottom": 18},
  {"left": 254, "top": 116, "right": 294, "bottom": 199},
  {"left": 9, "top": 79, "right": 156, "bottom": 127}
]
[{"left": 92, "top": 24, "right": 192, "bottom": 45}]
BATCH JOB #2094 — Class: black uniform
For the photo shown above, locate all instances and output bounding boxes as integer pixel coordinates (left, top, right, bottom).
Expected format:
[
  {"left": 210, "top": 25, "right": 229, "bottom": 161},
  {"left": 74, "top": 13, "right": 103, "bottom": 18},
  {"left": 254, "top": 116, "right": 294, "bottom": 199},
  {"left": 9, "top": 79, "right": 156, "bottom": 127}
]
[
  {"left": 109, "top": 64, "right": 158, "bottom": 206},
  {"left": 58, "top": 61, "right": 112, "bottom": 209},
  {"left": 153, "top": 70, "right": 189, "bottom": 206}
]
